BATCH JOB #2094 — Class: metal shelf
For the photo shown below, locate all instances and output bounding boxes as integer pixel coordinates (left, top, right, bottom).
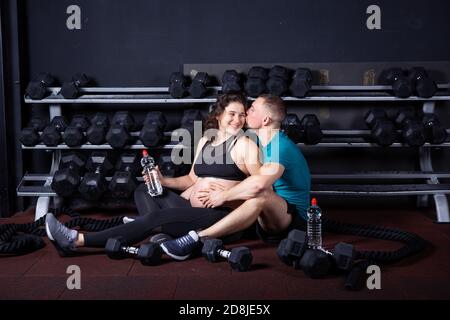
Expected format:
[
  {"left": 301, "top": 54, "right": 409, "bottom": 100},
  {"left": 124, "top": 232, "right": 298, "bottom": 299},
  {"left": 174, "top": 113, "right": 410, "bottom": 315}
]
[
  {"left": 23, "top": 84, "right": 450, "bottom": 104},
  {"left": 21, "top": 141, "right": 450, "bottom": 150},
  {"left": 21, "top": 143, "right": 187, "bottom": 150},
  {"left": 19, "top": 84, "right": 450, "bottom": 222},
  {"left": 17, "top": 173, "right": 450, "bottom": 197},
  {"left": 19, "top": 129, "right": 450, "bottom": 150}
]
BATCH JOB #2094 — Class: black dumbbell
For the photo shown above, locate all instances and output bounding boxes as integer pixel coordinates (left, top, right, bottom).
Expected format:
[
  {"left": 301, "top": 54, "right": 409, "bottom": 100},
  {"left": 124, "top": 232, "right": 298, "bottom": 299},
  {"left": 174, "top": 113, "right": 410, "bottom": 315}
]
[
  {"left": 139, "top": 111, "right": 167, "bottom": 147},
  {"left": 86, "top": 113, "right": 110, "bottom": 145},
  {"left": 267, "top": 65, "right": 290, "bottom": 96},
  {"left": 108, "top": 153, "right": 140, "bottom": 198},
  {"left": 290, "top": 68, "right": 312, "bottom": 98},
  {"left": 245, "top": 66, "right": 268, "bottom": 97},
  {"left": 157, "top": 155, "right": 179, "bottom": 177},
  {"left": 105, "top": 236, "right": 162, "bottom": 266},
  {"left": 277, "top": 229, "right": 308, "bottom": 266},
  {"left": 63, "top": 115, "right": 90, "bottom": 147},
  {"left": 19, "top": 117, "right": 48, "bottom": 146},
  {"left": 281, "top": 114, "right": 303, "bottom": 143},
  {"left": 51, "top": 152, "right": 86, "bottom": 197},
  {"left": 331, "top": 242, "right": 356, "bottom": 272},
  {"left": 222, "top": 70, "right": 242, "bottom": 94},
  {"left": 379, "top": 68, "right": 414, "bottom": 98},
  {"left": 169, "top": 72, "right": 189, "bottom": 98},
  {"left": 172, "top": 109, "right": 204, "bottom": 146},
  {"left": 300, "top": 114, "right": 322, "bottom": 145},
  {"left": 293, "top": 248, "right": 332, "bottom": 278},
  {"left": 364, "top": 109, "right": 396, "bottom": 147},
  {"left": 408, "top": 67, "right": 437, "bottom": 98},
  {"left": 394, "top": 109, "right": 426, "bottom": 147},
  {"left": 106, "top": 111, "right": 136, "bottom": 148},
  {"left": 78, "top": 151, "right": 115, "bottom": 200},
  {"left": 60, "top": 73, "right": 90, "bottom": 99},
  {"left": 41, "top": 116, "right": 68, "bottom": 146},
  {"left": 202, "top": 238, "right": 253, "bottom": 272},
  {"left": 422, "top": 113, "right": 448, "bottom": 144},
  {"left": 25, "top": 73, "right": 56, "bottom": 100},
  {"left": 189, "top": 72, "right": 211, "bottom": 98}
]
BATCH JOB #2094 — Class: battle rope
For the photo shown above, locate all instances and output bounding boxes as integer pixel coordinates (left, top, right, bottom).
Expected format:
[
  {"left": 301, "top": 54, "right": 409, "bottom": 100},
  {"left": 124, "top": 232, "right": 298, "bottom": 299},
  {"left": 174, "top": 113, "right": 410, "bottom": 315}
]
[
  {"left": 322, "top": 218, "right": 428, "bottom": 289},
  {"left": 0, "top": 207, "right": 125, "bottom": 256}
]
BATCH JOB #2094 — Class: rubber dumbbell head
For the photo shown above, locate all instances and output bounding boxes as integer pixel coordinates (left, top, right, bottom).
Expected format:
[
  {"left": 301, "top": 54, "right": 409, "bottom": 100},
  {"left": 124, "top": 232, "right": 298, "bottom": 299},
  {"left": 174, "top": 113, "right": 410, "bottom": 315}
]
[
  {"left": 422, "top": 113, "right": 448, "bottom": 144},
  {"left": 379, "top": 68, "right": 413, "bottom": 98},
  {"left": 51, "top": 152, "right": 86, "bottom": 197},
  {"left": 169, "top": 72, "right": 189, "bottom": 98},
  {"left": 228, "top": 247, "right": 253, "bottom": 272},
  {"left": 106, "top": 111, "right": 136, "bottom": 148},
  {"left": 394, "top": 109, "right": 425, "bottom": 146},
  {"left": 409, "top": 67, "right": 437, "bottom": 98},
  {"left": 267, "top": 76, "right": 288, "bottom": 96},
  {"left": 137, "top": 243, "right": 163, "bottom": 266},
  {"left": 281, "top": 114, "right": 303, "bottom": 143},
  {"left": 60, "top": 73, "right": 90, "bottom": 99},
  {"left": 41, "top": 116, "right": 68, "bottom": 146},
  {"left": 245, "top": 77, "right": 266, "bottom": 97},
  {"left": 20, "top": 117, "right": 47, "bottom": 146},
  {"left": 189, "top": 72, "right": 211, "bottom": 98},
  {"left": 139, "top": 111, "right": 167, "bottom": 147},
  {"left": 78, "top": 151, "right": 114, "bottom": 200},
  {"left": 222, "top": 70, "right": 242, "bottom": 94},
  {"left": 268, "top": 65, "right": 290, "bottom": 81},
  {"left": 365, "top": 109, "right": 396, "bottom": 147},
  {"left": 105, "top": 237, "right": 128, "bottom": 259},
  {"left": 332, "top": 242, "right": 355, "bottom": 272},
  {"left": 290, "top": 68, "right": 312, "bottom": 98},
  {"left": 294, "top": 248, "right": 332, "bottom": 278},
  {"left": 26, "top": 73, "right": 56, "bottom": 100},
  {"left": 300, "top": 114, "right": 322, "bottom": 145},
  {"left": 63, "top": 115, "right": 90, "bottom": 147},
  {"left": 86, "top": 113, "right": 110, "bottom": 145},
  {"left": 108, "top": 153, "right": 140, "bottom": 198},
  {"left": 277, "top": 229, "right": 308, "bottom": 266}
]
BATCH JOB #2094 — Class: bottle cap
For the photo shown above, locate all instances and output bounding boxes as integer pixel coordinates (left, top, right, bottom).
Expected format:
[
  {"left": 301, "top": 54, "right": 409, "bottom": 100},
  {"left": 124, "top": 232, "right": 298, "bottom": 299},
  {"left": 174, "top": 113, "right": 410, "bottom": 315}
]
[
  {"left": 142, "top": 150, "right": 148, "bottom": 157},
  {"left": 311, "top": 198, "right": 317, "bottom": 206}
]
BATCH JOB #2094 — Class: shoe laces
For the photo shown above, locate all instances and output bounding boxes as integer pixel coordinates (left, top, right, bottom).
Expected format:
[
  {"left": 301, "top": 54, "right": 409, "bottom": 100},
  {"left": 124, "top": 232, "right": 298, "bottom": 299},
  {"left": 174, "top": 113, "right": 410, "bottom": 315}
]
[
  {"left": 57, "top": 221, "right": 74, "bottom": 242},
  {"left": 176, "top": 234, "right": 196, "bottom": 248}
]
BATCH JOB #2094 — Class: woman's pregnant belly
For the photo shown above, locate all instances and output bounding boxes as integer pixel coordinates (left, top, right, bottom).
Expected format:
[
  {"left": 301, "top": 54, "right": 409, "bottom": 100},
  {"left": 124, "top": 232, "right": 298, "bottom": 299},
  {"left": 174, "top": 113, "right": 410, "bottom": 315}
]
[{"left": 181, "top": 177, "right": 241, "bottom": 208}]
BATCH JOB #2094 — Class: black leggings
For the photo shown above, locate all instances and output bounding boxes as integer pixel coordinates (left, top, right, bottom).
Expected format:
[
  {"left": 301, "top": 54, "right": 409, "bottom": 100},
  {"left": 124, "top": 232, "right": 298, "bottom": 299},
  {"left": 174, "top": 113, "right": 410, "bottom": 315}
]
[{"left": 83, "top": 184, "right": 229, "bottom": 247}]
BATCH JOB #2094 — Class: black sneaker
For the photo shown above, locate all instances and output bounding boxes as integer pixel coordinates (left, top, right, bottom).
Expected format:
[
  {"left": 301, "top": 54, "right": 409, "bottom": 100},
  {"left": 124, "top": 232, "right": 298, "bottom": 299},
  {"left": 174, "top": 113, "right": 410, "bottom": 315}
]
[
  {"left": 45, "top": 213, "right": 78, "bottom": 257},
  {"left": 160, "top": 230, "right": 199, "bottom": 261},
  {"left": 149, "top": 233, "right": 173, "bottom": 245}
]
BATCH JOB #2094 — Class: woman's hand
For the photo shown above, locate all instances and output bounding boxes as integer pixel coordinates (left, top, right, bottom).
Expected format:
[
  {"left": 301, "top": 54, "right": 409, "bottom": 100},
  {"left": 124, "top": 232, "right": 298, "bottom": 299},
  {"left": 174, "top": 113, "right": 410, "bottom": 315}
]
[
  {"left": 197, "top": 182, "right": 227, "bottom": 208},
  {"left": 142, "top": 166, "right": 165, "bottom": 185}
]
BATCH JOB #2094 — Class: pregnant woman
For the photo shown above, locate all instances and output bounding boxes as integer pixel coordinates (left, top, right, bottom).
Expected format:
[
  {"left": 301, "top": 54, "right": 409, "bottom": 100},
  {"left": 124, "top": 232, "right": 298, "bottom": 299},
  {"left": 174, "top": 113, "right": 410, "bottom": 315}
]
[{"left": 45, "top": 92, "right": 262, "bottom": 257}]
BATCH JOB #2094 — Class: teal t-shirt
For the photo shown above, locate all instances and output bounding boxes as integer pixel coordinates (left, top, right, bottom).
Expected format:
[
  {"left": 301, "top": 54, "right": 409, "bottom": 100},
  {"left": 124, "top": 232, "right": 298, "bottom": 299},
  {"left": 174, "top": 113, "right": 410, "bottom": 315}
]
[{"left": 259, "top": 131, "right": 311, "bottom": 220}]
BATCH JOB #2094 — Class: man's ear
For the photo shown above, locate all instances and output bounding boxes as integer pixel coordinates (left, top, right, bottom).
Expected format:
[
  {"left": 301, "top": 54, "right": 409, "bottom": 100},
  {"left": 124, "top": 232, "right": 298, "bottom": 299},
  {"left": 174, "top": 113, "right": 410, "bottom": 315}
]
[{"left": 262, "top": 116, "right": 271, "bottom": 126}]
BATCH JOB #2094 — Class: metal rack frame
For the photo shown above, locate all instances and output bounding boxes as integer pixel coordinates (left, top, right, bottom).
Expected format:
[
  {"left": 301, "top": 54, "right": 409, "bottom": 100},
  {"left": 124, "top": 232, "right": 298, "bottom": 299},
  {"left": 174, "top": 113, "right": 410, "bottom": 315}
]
[{"left": 19, "top": 85, "right": 450, "bottom": 222}]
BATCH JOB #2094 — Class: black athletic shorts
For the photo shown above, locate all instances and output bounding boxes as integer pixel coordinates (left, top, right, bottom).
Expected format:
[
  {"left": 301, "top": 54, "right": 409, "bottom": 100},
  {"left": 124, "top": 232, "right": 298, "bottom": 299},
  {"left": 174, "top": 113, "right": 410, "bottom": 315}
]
[{"left": 255, "top": 200, "right": 306, "bottom": 243}]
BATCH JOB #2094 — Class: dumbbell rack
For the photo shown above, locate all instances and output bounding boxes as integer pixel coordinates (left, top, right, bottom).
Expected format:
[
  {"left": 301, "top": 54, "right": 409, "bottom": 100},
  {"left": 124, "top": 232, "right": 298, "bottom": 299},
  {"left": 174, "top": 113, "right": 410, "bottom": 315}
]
[{"left": 18, "top": 85, "right": 450, "bottom": 222}]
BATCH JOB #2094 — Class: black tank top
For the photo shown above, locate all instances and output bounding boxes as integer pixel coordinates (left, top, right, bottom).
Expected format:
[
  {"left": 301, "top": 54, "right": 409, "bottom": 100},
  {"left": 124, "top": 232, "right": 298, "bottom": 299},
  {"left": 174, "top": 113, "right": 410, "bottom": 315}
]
[{"left": 193, "top": 135, "right": 248, "bottom": 181}]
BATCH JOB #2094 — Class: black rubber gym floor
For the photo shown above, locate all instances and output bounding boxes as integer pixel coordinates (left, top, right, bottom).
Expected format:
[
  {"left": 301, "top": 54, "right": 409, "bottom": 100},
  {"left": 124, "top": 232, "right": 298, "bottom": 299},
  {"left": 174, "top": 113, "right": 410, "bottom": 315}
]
[{"left": 1, "top": 206, "right": 450, "bottom": 300}]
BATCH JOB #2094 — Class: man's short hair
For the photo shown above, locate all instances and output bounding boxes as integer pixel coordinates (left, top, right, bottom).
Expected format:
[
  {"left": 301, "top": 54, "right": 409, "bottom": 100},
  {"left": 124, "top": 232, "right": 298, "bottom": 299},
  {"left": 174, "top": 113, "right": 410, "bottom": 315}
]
[{"left": 259, "top": 94, "right": 286, "bottom": 124}]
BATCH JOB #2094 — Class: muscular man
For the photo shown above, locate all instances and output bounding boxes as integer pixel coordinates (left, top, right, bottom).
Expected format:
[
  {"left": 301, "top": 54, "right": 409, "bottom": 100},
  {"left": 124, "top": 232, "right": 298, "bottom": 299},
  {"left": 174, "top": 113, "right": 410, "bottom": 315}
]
[{"left": 161, "top": 94, "right": 311, "bottom": 260}]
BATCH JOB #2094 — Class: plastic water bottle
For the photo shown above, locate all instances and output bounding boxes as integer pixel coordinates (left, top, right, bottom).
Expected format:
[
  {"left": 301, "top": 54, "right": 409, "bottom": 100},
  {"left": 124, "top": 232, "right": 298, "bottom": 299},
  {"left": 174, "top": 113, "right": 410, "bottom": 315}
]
[
  {"left": 307, "top": 197, "right": 322, "bottom": 249},
  {"left": 141, "top": 150, "right": 163, "bottom": 197}
]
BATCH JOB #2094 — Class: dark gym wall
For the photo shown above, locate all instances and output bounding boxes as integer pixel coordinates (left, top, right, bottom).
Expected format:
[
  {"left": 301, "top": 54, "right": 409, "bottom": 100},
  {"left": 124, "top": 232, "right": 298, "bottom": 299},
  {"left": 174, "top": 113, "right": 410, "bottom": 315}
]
[
  {"left": 24, "top": 0, "right": 450, "bottom": 85},
  {"left": 10, "top": 0, "right": 450, "bottom": 213}
]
